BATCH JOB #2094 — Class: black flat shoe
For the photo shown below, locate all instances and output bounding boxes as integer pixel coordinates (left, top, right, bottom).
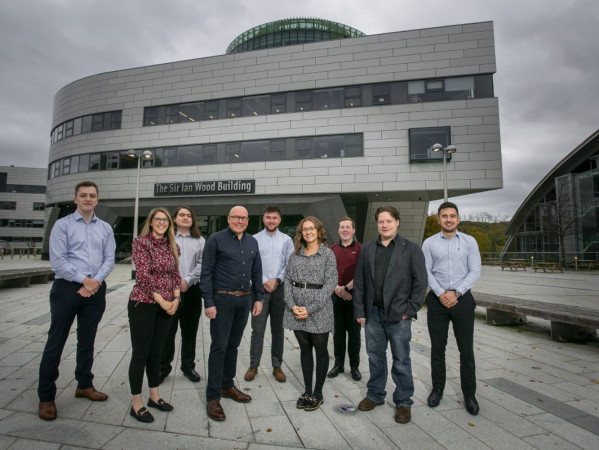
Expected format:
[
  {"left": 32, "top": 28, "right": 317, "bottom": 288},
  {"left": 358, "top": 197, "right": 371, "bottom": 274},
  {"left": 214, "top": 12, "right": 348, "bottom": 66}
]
[
  {"left": 130, "top": 406, "right": 154, "bottom": 423},
  {"left": 327, "top": 366, "right": 344, "bottom": 378},
  {"left": 350, "top": 367, "right": 362, "bottom": 381},
  {"left": 427, "top": 389, "right": 443, "bottom": 408},
  {"left": 148, "top": 398, "right": 174, "bottom": 412},
  {"left": 296, "top": 393, "right": 310, "bottom": 409},
  {"left": 464, "top": 395, "right": 479, "bottom": 415},
  {"left": 304, "top": 396, "right": 323, "bottom": 411},
  {"left": 182, "top": 369, "right": 201, "bottom": 382}
]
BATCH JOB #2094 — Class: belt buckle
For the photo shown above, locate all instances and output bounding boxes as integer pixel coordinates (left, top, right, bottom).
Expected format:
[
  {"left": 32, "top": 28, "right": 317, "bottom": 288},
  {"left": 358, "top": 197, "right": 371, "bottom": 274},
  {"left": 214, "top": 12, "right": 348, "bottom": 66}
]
[{"left": 300, "top": 282, "right": 307, "bottom": 290}]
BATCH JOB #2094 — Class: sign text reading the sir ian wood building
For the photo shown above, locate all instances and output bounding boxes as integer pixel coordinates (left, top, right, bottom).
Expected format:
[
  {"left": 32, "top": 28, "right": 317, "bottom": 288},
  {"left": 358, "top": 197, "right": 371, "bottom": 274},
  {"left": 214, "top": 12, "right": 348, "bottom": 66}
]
[{"left": 154, "top": 180, "right": 255, "bottom": 197}]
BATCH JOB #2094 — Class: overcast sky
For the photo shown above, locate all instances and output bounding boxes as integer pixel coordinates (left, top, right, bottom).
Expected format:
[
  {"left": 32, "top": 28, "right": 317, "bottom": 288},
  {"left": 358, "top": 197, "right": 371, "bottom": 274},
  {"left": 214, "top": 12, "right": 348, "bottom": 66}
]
[{"left": 2, "top": 0, "right": 598, "bottom": 219}]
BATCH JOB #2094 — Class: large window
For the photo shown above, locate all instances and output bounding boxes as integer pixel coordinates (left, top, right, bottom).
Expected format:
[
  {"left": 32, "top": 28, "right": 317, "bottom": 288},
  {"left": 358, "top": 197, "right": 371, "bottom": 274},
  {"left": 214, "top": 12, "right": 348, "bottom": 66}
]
[
  {"left": 48, "top": 134, "right": 364, "bottom": 179},
  {"left": 142, "top": 75, "right": 494, "bottom": 127},
  {"left": 409, "top": 127, "right": 452, "bottom": 162},
  {"left": 0, "top": 201, "right": 16, "bottom": 210},
  {"left": 51, "top": 110, "right": 122, "bottom": 144}
]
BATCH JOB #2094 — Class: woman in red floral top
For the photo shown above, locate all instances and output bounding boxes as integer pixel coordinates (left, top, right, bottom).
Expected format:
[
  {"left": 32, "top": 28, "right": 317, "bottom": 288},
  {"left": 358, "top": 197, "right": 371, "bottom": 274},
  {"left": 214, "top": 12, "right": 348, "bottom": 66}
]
[{"left": 128, "top": 207, "right": 181, "bottom": 423}]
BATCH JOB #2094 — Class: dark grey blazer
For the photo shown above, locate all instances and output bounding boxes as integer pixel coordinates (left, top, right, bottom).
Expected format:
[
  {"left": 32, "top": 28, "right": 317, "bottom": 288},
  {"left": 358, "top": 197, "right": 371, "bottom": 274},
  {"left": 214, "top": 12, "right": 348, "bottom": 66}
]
[{"left": 353, "top": 234, "right": 427, "bottom": 322}]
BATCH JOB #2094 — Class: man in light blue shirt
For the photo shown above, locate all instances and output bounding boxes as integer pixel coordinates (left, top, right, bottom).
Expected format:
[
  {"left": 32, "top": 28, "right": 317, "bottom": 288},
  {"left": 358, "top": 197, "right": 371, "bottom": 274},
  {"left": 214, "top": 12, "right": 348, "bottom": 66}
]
[
  {"left": 38, "top": 181, "right": 116, "bottom": 421},
  {"left": 245, "top": 205, "right": 293, "bottom": 383},
  {"left": 422, "top": 201, "right": 481, "bottom": 415}
]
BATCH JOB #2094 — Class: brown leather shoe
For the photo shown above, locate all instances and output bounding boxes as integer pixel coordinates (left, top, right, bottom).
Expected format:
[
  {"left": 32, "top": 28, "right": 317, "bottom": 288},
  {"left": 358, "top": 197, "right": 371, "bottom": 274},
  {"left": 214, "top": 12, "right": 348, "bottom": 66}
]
[
  {"left": 357, "top": 397, "right": 385, "bottom": 411},
  {"left": 206, "top": 400, "right": 226, "bottom": 421},
  {"left": 244, "top": 366, "right": 258, "bottom": 381},
  {"left": 38, "top": 401, "right": 57, "bottom": 421},
  {"left": 394, "top": 405, "right": 411, "bottom": 424},
  {"left": 75, "top": 387, "right": 108, "bottom": 401},
  {"left": 273, "top": 367, "right": 286, "bottom": 383},
  {"left": 221, "top": 386, "right": 252, "bottom": 403}
]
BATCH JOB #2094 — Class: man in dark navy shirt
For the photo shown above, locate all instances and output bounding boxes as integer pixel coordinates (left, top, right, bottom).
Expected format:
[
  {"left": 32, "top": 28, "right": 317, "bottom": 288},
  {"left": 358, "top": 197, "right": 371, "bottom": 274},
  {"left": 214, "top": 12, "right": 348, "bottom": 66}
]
[{"left": 200, "top": 205, "right": 264, "bottom": 421}]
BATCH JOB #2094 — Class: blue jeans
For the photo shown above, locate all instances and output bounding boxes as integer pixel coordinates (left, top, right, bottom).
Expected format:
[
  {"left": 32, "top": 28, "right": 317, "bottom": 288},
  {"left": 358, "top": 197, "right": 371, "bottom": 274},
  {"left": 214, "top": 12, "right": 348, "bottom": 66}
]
[{"left": 365, "top": 306, "right": 414, "bottom": 407}]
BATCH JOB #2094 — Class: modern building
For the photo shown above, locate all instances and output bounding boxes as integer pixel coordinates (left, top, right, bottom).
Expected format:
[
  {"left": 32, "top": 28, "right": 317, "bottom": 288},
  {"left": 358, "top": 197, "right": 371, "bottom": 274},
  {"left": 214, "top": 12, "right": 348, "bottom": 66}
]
[
  {"left": 502, "top": 129, "right": 599, "bottom": 264},
  {"left": 44, "top": 18, "right": 502, "bottom": 258},
  {"left": 0, "top": 166, "right": 47, "bottom": 252}
]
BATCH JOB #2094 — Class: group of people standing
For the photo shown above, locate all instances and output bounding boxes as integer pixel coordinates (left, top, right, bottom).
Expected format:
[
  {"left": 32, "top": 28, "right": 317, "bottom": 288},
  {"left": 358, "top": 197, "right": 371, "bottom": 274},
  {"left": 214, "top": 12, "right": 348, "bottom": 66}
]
[{"left": 37, "top": 180, "right": 482, "bottom": 426}]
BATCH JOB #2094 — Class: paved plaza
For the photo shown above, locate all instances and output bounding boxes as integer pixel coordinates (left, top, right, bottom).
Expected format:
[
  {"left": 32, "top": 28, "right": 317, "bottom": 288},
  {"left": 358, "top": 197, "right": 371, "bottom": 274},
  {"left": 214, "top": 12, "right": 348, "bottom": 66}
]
[{"left": 0, "top": 258, "right": 598, "bottom": 449}]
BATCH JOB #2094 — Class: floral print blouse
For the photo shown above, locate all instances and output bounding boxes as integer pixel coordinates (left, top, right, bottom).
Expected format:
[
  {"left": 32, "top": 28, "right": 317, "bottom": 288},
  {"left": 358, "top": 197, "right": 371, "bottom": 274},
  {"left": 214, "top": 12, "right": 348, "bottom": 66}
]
[{"left": 129, "top": 234, "right": 181, "bottom": 304}]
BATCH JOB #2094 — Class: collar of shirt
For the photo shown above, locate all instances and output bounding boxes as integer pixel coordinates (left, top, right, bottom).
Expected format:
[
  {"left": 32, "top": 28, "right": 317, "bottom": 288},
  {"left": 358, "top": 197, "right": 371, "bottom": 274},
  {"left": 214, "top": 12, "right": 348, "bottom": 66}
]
[
  {"left": 376, "top": 234, "right": 398, "bottom": 247},
  {"left": 73, "top": 210, "right": 97, "bottom": 223},
  {"left": 227, "top": 227, "right": 247, "bottom": 241},
  {"left": 439, "top": 230, "right": 463, "bottom": 241},
  {"left": 338, "top": 239, "right": 357, "bottom": 248},
  {"left": 299, "top": 243, "right": 325, "bottom": 256}
]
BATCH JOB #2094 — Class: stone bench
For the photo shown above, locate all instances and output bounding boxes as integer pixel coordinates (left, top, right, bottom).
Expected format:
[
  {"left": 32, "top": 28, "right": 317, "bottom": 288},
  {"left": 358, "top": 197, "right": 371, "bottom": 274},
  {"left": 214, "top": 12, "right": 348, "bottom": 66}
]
[
  {"left": 0, "top": 268, "right": 55, "bottom": 288},
  {"left": 473, "top": 292, "right": 599, "bottom": 342}
]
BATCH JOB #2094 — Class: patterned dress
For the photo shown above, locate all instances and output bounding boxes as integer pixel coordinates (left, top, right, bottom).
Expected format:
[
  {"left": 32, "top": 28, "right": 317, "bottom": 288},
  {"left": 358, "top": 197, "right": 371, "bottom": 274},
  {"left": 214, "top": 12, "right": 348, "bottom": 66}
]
[
  {"left": 129, "top": 234, "right": 181, "bottom": 303},
  {"left": 283, "top": 244, "right": 338, "bottom": 334}
]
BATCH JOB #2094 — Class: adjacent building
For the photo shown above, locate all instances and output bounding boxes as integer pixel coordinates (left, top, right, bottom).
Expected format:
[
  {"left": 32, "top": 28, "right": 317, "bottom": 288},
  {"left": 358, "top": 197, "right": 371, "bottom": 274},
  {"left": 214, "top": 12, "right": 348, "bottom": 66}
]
[
  {"left": 44, "top": 18, "right": 502, "bottom": 258},
  {"left": 0, "top": 166, "right": 46, "bottom": 253},
  {"left": 503, "top": 129, "right": 599, "bottom": 264}
]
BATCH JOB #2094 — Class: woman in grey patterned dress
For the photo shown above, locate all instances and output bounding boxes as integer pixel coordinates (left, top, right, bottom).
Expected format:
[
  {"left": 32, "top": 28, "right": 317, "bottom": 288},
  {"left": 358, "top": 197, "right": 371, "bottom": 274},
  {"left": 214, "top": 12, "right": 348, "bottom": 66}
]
[{"left": 284, "top": 216, "right": 337, "bottom": 411}]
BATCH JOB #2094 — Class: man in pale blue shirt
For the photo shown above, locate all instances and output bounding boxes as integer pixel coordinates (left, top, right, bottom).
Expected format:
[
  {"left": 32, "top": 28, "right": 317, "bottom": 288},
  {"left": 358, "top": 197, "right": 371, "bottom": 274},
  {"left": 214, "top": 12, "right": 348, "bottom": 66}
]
[
  {"left": 422, "top": 201, "right": 481, "bottom": 415},
  {"left": 38, "top": 181, "right": 116, "bottom": 421},
  {"left": 245, "top": 205, "right": 293, "bottom": 383}
]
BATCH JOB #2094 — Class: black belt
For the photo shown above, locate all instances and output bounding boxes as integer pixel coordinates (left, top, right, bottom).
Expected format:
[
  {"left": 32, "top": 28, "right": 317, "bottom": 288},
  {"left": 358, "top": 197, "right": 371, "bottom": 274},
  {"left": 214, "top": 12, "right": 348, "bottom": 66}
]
[
  {"left": 290, "top": 280, "right": 323, "bottom": 290},
  {"left": 213, "top": 290, "right": 252, "bottom": 296}
]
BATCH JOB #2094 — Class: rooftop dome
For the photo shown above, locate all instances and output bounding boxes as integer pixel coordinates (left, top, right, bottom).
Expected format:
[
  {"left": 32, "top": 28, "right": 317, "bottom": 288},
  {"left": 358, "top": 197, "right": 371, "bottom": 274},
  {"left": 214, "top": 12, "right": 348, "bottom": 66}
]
[{"left": 226, "top": 17, "right": 365, "bottom": 54}]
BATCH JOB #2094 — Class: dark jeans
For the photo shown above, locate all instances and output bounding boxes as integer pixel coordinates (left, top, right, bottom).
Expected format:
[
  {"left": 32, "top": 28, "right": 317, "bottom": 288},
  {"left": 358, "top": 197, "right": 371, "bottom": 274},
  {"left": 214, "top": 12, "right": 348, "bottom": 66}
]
[
  {"left": 332, "top": 294, "right": 361, "bottom": 368},
  {"left": 365, "top": 305, "right": 414, "bottom": 407},
  {"left": 206, "top": 294, "right": 251, "bottom": 401},
  {"left": 294, "top": 330, "right": 329, "bottom": 398},
  {"left": 38, "top": 279, "right": 106, "bottom": 402},
  {"left": 426, "top": 290, "right": 476, "bottom": 396},
  {"left": 249, "top": 284, "right": 285, "bottom": 368},
  {"left": 128, "top": 300, "right": 171, "bottom": 395},
  {"left": 161, "top": 284, "right": 202, "bottom": 374}
]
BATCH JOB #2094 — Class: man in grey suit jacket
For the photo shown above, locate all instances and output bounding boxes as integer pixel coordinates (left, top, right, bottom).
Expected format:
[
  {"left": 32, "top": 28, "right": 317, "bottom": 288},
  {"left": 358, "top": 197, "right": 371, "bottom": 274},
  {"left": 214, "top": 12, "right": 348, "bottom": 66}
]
[{"left": 353, "top": 205, "right": 427, "bottom": 425}]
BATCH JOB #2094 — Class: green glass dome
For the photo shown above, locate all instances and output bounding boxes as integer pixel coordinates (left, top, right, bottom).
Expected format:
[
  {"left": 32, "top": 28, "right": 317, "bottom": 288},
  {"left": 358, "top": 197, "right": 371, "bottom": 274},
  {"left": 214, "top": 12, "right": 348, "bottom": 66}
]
[{"left": 226, "top": 18, "right": 365, "bottom": 54}]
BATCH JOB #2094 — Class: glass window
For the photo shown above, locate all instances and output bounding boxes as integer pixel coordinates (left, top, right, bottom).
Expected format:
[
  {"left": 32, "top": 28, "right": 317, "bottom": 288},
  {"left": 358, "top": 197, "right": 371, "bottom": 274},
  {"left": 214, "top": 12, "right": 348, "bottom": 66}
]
[
  {"left": 314, "top": 135, "right": 344, "bottom": 158},
  {"left": 203, "top": 145, "right": 217, "bottom": 164},
  {"left": 70, "top": 155, "right": 79, "bottom": 174},
  {"left": 0, "top": 202, "right": 16, "bottom": 210},
  {"left": 92, "top": 114, "right": 104, "bottom": 132},
  {"left": 242, "top": 96, "right": 270, "bottom": 117},
  {"left": 110, "top": 111, "right": 122, "bottom": 129},
  {"left": 54, "top": 160, "right": 61, "bottom": 177},
  {"left": 313, "top": 88, "right": 343, "bottom": 110},
  {"left": 426, "top": 80, "right": 444, "bottom": 92},
  {"left": 445, "top": 76, "right": 475, "bottom": 100},
  {"left": 409, "top": 127, "right": 451, "bottom": 162},
  {"left": 373, "top": 84, "right": 391, "bottom": 105},
  {"left": 79, "top": 154, "right": 90, "bottom": 172},
  {"left": 345, "top": 134, "right": 363, "bottom": 157},
  {"left": 89, "top": 154, "right": 100, "bottom": 171},
  {"left": 241, "top": 140, "right": 269, "bottom": 162},
  {"left": 119, "top": 151, "right": 137, "bottom": 169},
  {"left": 177, "top": 145, "right": 202, "bottom": 166},
  {"left": 81, "top": 115, "right": 93, "bottom": 133},
  {"left": 269, "top": 140, "right": 286, "bottom": 160},
  {"left": 271, "top": 94, "right": 286, "bottom": 114},
  {"left": 226, "top": 143, "right": 241, "bottom": 162},
  {"left": 62, "top": 158, "right": 71, "bottom": 175},
  {"left": 65, "top": 121, "right": 74, "bottom": 137},
  {"left": 296, "top": 91, "right": 313, "bottom": 112},
  {"left": 227, "top": 99, "right": 242, "bottom": 118},
  {"left": 344, "top": 87, "right": 361, "bottom": 108},
  {"left": 296, "top": 138, "right": 312, "bottom": 159},
  {"left": 179, "top": 103, "right": 203, "bottom": 122},
  {"left": 106, "top": 152, "right": 119, "bottom": 169},
  {"left": 204, "top": 101, "right": 218, "bottom": 120},
  {"left": 166, "top": 106, "right": 179, "bottom": 124},
  {"left": 144, "top": 107, "right": 158, "bottom": 126},
  {"left": 56, "top": 124, "right": 64, "bottom": 141},
  {"left": 73, "top": 117, "right": 82, "bottom": 135}
]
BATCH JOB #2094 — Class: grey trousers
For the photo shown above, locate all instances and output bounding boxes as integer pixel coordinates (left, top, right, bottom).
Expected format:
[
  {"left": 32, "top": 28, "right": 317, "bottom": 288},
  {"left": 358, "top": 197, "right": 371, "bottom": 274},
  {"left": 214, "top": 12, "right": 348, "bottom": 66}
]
[{"left": 249, "top": 284, "right": 285, "bottom": 368}]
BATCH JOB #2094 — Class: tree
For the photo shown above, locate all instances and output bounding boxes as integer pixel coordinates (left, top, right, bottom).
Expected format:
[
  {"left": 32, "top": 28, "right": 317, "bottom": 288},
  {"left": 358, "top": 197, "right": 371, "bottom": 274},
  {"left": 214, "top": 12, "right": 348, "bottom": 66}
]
[{"left": 546, "top": 175, "right": 578, "bottom": 268}]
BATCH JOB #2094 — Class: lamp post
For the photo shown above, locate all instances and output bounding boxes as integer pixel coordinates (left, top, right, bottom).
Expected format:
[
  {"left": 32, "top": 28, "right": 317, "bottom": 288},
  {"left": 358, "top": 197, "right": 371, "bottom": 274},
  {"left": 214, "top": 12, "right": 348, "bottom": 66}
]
[
  {"left": 128, "top": 150, "right": 153, "bottom": 278},
  {"left": 432, "top": 143, "right": 457, "bottom": 202}
]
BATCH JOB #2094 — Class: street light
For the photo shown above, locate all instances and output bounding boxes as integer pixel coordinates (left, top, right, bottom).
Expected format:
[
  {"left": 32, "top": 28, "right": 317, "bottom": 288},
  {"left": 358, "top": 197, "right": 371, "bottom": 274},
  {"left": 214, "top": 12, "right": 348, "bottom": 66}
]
[
  {"left": 127, "top": 150, "right": 153, "bottom": 278},
  {"left": 432, "top": 143, "right": 457, "bottom": 202}
]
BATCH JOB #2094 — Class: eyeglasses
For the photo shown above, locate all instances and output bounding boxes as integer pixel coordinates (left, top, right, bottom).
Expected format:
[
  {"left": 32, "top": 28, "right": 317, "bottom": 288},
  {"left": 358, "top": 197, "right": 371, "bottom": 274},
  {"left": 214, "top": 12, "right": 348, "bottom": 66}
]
[
  {"left": 153, "top": 217, "right": 169, "bottom": 223},
  {"left": 301, "top": 226, "right": 316, "bottom": 232},
  {"left": 229, "top": 215, "right": 249, "bottom": 222}
]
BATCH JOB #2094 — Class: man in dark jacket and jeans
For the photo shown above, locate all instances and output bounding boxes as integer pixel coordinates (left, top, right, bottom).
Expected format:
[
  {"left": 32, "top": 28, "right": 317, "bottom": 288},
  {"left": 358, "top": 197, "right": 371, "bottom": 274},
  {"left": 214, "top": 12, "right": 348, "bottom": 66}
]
[{"left": 353, "top": 205, "right": 427, "bottom": 425}]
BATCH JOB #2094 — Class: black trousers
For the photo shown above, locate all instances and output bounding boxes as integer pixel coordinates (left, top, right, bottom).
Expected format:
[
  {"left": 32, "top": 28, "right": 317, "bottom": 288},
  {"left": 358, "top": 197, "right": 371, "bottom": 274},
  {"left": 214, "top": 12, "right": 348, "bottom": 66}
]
[
  {"left": 206, "top": 294, "right": 251, "bottom": 402},
  {"left": 128, "top": 300, "right": 171, "bottom": 395},
  {"left": 294, "top": 330, "right": 329, "bottom": 398},
  {"left": 332, "top": 294, "right": 361, "bottom": 368},
  {"left": 426, "top": 290, "right": 477, "bottom": 396},
  {"left": 161, "top": 284, "right": 202, "bottom": 374},
  {"left": 38, "top": 279, "right": 106, "bottom": 402}
]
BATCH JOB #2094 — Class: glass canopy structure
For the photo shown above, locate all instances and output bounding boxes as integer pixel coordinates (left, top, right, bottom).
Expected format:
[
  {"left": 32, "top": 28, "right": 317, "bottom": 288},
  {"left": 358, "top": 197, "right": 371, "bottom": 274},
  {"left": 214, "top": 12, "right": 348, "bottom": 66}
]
[{"left": 226, "top": 18, "right": 365, "bottom": 54}]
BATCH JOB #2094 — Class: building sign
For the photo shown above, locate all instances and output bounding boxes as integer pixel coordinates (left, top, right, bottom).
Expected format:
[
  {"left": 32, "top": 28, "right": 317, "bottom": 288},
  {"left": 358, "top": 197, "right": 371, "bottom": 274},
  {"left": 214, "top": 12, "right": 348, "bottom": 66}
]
[{"left": 154, "top": 180, "right": 255, "bottom": 197}]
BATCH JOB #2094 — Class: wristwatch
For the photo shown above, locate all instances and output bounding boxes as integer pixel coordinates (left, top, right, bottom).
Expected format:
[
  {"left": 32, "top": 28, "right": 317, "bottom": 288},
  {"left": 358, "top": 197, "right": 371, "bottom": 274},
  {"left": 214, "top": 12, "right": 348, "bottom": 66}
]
[
  {"left": 455, "top": 291, "right": 462, "bottom": 298},
  {"left": 344, "top": 285, "right": 350, "bottom": 293}
]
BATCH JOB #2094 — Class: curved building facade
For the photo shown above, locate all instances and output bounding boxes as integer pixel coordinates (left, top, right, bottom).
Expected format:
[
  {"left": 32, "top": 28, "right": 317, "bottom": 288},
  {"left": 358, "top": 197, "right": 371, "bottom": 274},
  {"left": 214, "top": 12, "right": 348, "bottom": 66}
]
[
  {"left": 503, "top": 129, "right": 599, "bottom": 263},
  {"left": 45, "top": 20, "right": 502, "bottom": 258}
]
